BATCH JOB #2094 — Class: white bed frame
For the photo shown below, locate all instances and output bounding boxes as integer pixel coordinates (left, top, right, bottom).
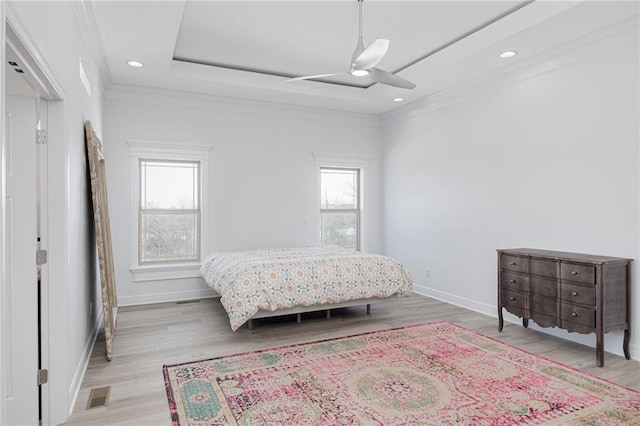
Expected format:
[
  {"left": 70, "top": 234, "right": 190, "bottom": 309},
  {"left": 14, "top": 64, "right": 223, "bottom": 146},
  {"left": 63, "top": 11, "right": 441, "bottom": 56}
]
[{"left": 246, "top": 295, "right": 398, "bottom": 330}]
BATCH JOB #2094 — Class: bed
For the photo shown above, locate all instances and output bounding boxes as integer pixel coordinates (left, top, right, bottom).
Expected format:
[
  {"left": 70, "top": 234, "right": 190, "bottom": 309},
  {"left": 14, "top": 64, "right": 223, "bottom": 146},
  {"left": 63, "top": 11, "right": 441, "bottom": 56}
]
[{"left": 199, "top": 246, "right": 413, "bottom": 330}]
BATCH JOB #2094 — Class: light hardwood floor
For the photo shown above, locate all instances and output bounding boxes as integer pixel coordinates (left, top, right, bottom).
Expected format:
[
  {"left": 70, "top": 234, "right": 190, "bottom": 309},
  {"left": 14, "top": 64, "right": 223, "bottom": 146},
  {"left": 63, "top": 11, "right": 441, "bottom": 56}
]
[{"left": 65, "top": 294, "right": 639, "bottom": 425}]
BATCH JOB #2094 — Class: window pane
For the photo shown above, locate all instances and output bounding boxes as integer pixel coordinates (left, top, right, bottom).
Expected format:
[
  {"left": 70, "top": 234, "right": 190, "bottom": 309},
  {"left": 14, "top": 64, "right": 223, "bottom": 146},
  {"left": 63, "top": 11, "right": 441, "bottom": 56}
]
[
  {"left": 321, "top": 211, "right": 358, "bottom": 250},
  {"left": 141, "top": 160, "right": 199, "bottom": 209},
  {"left": 140, "top": 212, "right": 199, "bottom": 263},
  {"left": 320, "top": 168, "right": 358, "bottom": 209}
]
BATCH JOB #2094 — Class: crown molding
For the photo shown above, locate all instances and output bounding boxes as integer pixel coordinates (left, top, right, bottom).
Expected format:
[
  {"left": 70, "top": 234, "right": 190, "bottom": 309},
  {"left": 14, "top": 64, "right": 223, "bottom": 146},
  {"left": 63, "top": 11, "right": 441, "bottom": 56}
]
[
  {"left": 106, "top": 83, "right": 380, "bottom": 129},
  {"left": 381, "top": 16, "right": 639, "bottom": 126}
]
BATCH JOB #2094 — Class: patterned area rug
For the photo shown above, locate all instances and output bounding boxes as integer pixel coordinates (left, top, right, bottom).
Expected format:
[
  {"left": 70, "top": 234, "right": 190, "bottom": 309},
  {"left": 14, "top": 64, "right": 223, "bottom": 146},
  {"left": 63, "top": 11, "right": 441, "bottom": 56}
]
[{"left": 163, "top": 322, "right": 639, "bottom": 425}]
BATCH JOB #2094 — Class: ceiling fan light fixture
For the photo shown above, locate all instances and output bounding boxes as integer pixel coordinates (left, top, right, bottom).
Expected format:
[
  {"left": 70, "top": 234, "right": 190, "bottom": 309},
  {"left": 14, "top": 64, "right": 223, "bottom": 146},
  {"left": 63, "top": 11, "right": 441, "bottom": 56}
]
[{"left": 288, "top": 0, "right": 415, "bottom": 89}]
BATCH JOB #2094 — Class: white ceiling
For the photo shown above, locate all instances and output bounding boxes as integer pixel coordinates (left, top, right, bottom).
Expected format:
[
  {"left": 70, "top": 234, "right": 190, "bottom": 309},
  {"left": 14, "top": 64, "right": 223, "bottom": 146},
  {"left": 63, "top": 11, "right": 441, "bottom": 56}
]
[{"left": 87, "top": 1, "right": 638, "bottom": 114}]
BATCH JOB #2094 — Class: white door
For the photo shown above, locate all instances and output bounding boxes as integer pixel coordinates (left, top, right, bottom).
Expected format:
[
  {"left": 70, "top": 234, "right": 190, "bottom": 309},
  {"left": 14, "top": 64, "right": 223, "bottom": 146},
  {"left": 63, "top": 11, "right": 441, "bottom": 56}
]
[{"left": 3, "top": 95, "right": 39, "bottom": 425}]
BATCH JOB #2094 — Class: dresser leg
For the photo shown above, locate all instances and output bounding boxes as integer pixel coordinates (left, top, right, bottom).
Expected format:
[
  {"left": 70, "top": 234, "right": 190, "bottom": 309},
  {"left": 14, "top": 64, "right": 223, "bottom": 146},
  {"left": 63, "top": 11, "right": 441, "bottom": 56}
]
[
  {"left": 498, "top": 308, "right": 504, "bottom": 332},
  {"left": 623, "top": 329, "right": 630, "bottom": 360},
  {"left": 522, "top": 318, "right": 528, "bottom": 328},
  {"left": 597, "top": 333, "right": 604, "bottom": 367}
]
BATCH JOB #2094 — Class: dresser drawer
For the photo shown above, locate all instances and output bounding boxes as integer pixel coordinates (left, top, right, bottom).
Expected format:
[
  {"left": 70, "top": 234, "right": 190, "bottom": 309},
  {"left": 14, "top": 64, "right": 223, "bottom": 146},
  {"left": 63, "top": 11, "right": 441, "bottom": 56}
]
[
  {"left": 501, "top": 271, "right": 529, "bottom": 292},
  {"left": 502, "top": 289, "right": 528, "bottom": 318},
  {"left": 529, "top": 258, "right": 559, "bottom": 278},
  {"left": 501, "top": 255, "right": 527, "bottom": 273},
  {"left": 561, "top": 303, "right": 595, "bottom": 328},
  {"left": 561, "top": 283, "right": 595, "bottom": 306},
  {"left": 561, "top": 263, "right": 595, "bottom": 284},
  {"left": 502, "top": 289, "right": 527, "bottom": 309},
  {"left": 529, "top": 276, "right": 557, "bottom": 298}
]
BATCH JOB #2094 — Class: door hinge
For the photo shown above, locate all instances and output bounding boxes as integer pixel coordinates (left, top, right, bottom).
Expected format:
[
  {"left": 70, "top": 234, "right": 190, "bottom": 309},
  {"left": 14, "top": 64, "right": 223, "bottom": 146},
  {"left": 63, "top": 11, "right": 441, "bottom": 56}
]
[
  {"left": 36, "top": 249, "right": 48, "bottom": 265},
  {"left": 37, "top": 369, "right": 48, "bottom": 385},
  {"left": 36, "top": 129, "right": 47, "bottom": 145}
]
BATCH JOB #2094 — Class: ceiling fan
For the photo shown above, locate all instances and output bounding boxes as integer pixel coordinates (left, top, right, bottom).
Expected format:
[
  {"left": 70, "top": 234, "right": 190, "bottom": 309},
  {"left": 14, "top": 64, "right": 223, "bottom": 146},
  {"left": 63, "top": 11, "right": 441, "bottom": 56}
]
[{"left": 287, "top": 0, "right": 416, "bottom": 90}]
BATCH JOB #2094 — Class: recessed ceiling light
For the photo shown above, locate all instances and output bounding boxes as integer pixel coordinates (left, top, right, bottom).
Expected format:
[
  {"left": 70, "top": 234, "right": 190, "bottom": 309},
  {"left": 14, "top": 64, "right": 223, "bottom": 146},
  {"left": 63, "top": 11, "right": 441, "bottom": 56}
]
[
  {"left": 392, "top": 97, "right": 404, "bottom": 103},
  {"left": 499, "top": 51, "right": 517, "bottom": 59},
  {"left": 127, "top": 60, "right": 144, "bottom": 68},
  {"left": 351, "top": 69, "right": 369, "bottom": 77}
]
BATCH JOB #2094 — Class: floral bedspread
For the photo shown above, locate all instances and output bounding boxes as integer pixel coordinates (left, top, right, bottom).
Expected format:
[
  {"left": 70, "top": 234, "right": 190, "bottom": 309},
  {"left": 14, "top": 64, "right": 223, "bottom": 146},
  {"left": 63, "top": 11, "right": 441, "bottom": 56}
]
[{"left": 200, "top": 246, "right": 413, "bottom": 331}]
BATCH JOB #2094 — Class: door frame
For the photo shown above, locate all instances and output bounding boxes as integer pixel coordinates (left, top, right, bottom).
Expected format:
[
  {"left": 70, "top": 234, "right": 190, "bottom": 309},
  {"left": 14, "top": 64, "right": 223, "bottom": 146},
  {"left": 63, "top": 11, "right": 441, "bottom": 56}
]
[
  {"left": 2, "top": 8, "right": 66, "bottom": 426},
  {"left": 0, "top": 4, "right": 5, "bottom": 422}
]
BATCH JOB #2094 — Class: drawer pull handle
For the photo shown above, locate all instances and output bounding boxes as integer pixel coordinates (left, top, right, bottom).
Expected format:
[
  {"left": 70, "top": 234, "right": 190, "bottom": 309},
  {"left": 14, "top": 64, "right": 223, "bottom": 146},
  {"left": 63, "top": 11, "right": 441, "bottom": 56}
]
[
  {"left": 510, "top": 262, "right": 517, "bottom": 266},
  {"left": 572, "top": 291, "right": 578, "bottom": 296},
  {"left": 510, "top": 280, "right": 516, "bottom": 284},
  {"left": 571, "top": 312, "right": 578, "bottom": 317},
  {"left": 571, "top": 271, "right": 578, "bottom": 275},
  {"left": 509, "top": 297, "right": 516, "bottom": 301}
]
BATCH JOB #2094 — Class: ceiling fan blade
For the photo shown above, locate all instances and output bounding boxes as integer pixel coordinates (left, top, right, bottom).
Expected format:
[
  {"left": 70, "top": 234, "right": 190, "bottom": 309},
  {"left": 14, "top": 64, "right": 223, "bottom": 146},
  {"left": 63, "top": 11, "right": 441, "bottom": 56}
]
[
  {"left": 352, "top": 39, "right": 389, "bottom": 70},
  {"left": 287, "top": 73, "right": 342, "bottom": 82},
  {"left": 369, "top": 68, "right": 416, "bottom": 89}
]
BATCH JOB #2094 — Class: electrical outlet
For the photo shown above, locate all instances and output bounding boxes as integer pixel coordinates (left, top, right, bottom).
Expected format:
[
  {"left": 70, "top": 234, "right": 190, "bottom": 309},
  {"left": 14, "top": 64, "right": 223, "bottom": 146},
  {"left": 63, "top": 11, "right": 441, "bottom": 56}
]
[
  {"left": 84, "top": 311, "right": 87, "bottom": 328},
  {"left": 426, "top": 269, "right": 431, "bottom": 278},
  {"left": 89, "top": 302, "right": 93, "bottom": 317}
]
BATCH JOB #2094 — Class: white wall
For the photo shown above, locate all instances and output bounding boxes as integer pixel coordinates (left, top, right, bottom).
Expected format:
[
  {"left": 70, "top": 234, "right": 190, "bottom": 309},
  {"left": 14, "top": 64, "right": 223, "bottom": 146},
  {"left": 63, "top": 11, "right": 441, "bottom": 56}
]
[
  {"left": 104, "top": 86, "right": 382, "bottom": 306},
  {"left": 381, "top": 24, "right": 639, "bottom": 359},
  {"left": 5, "top": 2, "right": 106, "bottom": 424}
]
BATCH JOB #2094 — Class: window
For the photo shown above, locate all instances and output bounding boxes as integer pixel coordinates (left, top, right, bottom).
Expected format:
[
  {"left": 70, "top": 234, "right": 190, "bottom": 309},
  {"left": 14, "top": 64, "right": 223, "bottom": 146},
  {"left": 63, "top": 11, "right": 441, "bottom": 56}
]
[
  {"left": 128, "top": 140, "right": 210, "bottom": 281},
  {"left": 139, "top": 159, "right": 200, "bottom": 264},
  {"left": 315, "top": 153, "right": 368, "bottom": 251},
  {"left": 320, "top": 167, "right": 360, "bottom": 250}
]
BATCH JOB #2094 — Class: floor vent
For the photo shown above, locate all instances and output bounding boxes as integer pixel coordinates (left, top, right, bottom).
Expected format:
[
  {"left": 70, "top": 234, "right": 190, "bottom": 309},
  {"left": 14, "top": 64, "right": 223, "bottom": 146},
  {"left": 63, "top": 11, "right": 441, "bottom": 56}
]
[{"left": 86, "top": 386, "right": 111, "bottom": 409}]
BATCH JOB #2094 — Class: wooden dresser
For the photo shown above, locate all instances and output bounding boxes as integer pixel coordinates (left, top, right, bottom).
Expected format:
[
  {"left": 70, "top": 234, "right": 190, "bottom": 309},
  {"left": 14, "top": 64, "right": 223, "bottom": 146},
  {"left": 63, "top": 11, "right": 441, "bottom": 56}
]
[{"left": 497, "top": 248, "right": 632, "bottom": 367}]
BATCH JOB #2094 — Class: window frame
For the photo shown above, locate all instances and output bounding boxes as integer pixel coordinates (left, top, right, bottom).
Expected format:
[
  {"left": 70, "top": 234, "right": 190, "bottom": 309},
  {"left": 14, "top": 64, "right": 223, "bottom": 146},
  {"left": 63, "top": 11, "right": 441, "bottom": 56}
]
[
  {"left": 314, "top": 153, "right": 369, "bottom": 252},
  {"left": 128, "top": 140, "right": 211, "bottom": 282},
  {"left": 319, "top": 167, "right": 361, "bottom": 251},
  {"left": 138, "top": 158, "right": 201, "bottom": 265}
]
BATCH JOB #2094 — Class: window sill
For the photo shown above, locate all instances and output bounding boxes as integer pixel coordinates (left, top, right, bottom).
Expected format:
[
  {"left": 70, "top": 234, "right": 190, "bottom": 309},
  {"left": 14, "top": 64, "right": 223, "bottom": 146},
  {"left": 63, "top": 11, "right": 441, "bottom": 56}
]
[{"left": 130, "top": 263, "right": 202, "bottom": 282}]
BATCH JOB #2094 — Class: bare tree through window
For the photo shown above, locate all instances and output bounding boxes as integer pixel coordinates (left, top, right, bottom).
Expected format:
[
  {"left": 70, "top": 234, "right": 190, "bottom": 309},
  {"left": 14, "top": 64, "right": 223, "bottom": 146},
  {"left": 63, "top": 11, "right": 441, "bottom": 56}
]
[
  {"left": 320, "top": 168, "right": 360, "bottom": 250},
  {"left": 139, "top": 159, "right": 201, "bottom": 263}
]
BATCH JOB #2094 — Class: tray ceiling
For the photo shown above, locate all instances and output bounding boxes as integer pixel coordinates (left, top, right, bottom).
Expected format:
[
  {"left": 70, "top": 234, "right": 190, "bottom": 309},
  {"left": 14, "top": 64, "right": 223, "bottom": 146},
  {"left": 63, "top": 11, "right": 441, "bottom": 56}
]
[{"left": 91, "top": 1, "right": 639, "bottom": 114}]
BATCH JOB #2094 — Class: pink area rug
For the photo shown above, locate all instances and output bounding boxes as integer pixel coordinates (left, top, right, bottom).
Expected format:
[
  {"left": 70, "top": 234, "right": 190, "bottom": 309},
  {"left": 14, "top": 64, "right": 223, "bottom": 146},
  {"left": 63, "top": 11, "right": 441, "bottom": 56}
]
[{"left": 163, "top": 321, "right": 639, "bottom": 425}]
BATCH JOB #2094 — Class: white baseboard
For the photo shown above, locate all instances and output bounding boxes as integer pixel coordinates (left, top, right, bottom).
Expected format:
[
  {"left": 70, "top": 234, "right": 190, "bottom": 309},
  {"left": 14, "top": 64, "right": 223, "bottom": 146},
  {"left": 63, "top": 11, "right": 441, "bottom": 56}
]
[
  {"left": 117, "top": 288, "right": 218, "bottom": 307},
  {"left": 412, "top": 283, "right": 638, "bottom": 361},
  {"left": 412, "top": 283, "right": 497, "bottom": 318},
  {"left": 68, "top": 308, "right": 103, "bottom": 417}
]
